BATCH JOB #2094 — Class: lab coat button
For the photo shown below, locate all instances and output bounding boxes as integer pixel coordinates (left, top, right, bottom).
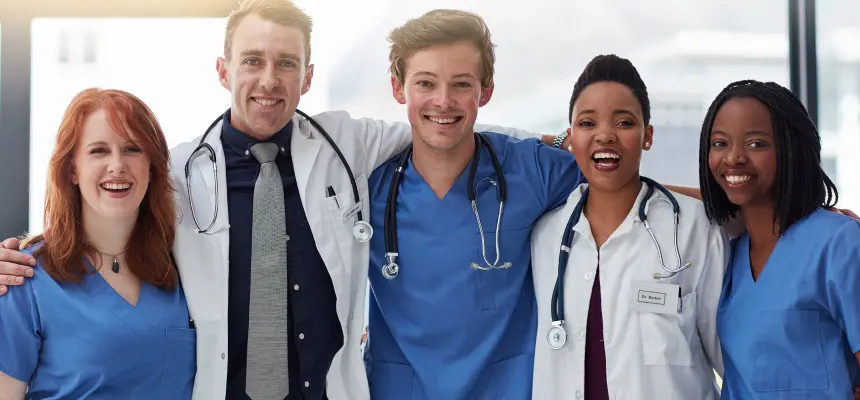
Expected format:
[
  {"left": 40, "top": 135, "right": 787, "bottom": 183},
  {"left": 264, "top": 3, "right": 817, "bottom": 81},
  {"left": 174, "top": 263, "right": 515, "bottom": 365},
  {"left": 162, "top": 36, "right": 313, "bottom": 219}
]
[
  {"left": 299, "top": 333, "right": 305, "bottom": 340},
  {"left": 575, "top": 390, "right": 583, "bottom": 399},
  {"left": 221, "top": 353, "right": 226, "bottom": 360},
  {"left": 584, "top": 272, "right": 594, "bottom": 280},
  {"left": 575, "top": 330, "right": 584, "bottom": 339}
]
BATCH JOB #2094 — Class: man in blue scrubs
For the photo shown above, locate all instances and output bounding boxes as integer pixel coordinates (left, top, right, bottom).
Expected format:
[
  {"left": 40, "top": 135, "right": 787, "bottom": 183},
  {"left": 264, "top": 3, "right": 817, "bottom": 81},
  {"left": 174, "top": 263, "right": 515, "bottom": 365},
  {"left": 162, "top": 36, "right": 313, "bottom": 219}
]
[{"left": 362, "top": 10, "right": 583, "bottom": 399}]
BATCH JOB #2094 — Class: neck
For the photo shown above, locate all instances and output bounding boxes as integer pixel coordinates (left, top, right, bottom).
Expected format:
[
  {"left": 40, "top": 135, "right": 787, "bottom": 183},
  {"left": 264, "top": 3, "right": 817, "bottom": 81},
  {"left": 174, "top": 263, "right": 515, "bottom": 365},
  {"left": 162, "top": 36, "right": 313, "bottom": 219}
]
[
  {"left": 82, "top": 206, "right": 137, "bottom": 257},
  {"left": 583, "top": 175, "right": 642, "bottom": 247},
  {"left": 411, "top": 133, "right": 476, "bottom": 199},
  {"left": 741, "top": 203, "right": 780, "bottom": 252}
]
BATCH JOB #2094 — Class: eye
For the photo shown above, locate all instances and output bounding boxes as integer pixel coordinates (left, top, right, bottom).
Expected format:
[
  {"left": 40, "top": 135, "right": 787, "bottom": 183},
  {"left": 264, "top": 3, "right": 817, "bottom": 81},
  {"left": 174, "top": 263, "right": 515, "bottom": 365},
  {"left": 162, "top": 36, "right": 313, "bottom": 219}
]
[
  {"left": 415, "top": 80, "right": 435, "bottom": 88},
  {"left": 243, "top": 58, "right": 260, "bottom": 66},
  {"left": 577, "top": 120, "right": 595, "bottom": 128},
  {"left": 90, "top": 147, "right": 108, "bottom": 154},
  {"left": 710, "top": 139, "right": 727, "bottom": 148},
  {"left": 279, "top": 60, "right": 298, "bottom": 68},
  {"left": 617, "top": 119, "right": 635, "bottom": 127},
  {"left": 747, "top": 141, "right": 767, "bottom": 149},
  {"left": 454, "top": 82, "right": 473, "bottom": 88},
  {"left": 125, "top": 146, "right": 142, "bottom": 153}
]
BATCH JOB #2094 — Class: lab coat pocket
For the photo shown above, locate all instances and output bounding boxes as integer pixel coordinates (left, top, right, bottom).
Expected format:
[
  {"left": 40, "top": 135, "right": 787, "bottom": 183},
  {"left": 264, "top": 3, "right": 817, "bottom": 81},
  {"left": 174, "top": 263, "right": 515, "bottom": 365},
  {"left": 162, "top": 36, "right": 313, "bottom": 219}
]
[
  {"left": 475, "top": 227, "right": 531, "bottom": 310},
  {"left": 638, "top": 291, "right": 697, "bottom": 367},
  {"left": 751, "top": 310, "right": 828, "bottom": 392},
  {"left": 322, "top": 176, "right": 368, "bottom": 264},
  {"left": 159, "top": 327, "right": 197, "bottom": 400},
  {"left": 366, "top": 361, "right": 416, "bottom": 399}
]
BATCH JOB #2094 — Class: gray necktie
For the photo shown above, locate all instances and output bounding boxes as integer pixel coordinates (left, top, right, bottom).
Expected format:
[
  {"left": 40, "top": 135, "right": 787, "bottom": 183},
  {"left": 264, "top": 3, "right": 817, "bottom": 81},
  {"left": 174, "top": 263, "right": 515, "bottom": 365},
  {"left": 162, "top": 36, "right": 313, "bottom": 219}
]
[{"left": 246, "top": 142, "right": 290, "bottom": 399}]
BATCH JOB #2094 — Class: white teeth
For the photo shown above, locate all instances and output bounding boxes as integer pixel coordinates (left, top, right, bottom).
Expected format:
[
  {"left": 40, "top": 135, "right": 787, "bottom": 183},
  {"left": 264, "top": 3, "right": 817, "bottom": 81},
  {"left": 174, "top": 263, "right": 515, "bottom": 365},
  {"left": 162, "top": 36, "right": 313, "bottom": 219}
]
[
  {"left": 592, "top": 152, "right": 620, "bottom": 160},
  {"left": 725, "top": 175, "right": 751, "bottom": 184},
  {"left": 428, "top": 116, "right": 459, "bottom": 124},
  {"left": 253, "top": 98, "right": 280, "bottom": 106},
  {"left": 101, "top": 183, "right": 131, "bottom": 190}
]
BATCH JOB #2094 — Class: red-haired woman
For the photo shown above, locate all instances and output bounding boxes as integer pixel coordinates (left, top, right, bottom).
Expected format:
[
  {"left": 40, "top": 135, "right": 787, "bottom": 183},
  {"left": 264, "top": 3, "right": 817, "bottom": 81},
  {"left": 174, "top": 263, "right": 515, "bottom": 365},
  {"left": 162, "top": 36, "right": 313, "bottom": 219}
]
[{"left": 0, "top": 88, "right": 195, "bottom": 399}]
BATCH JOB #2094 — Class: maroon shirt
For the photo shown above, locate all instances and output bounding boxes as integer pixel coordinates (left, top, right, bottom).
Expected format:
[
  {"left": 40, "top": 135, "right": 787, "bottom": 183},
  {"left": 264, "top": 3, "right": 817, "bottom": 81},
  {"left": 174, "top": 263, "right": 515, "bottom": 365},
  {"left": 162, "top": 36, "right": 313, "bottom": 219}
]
[{"left": 584, "top": 266, "right": 610, "bottom": 399}]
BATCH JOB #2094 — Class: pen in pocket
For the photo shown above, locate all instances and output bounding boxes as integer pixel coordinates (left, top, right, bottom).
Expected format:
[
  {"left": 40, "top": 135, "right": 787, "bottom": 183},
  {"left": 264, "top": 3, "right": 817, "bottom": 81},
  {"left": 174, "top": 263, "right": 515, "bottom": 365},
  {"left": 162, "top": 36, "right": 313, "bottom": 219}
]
[{"left": 326, "top": 185, "right": 340, "bottom": 208}]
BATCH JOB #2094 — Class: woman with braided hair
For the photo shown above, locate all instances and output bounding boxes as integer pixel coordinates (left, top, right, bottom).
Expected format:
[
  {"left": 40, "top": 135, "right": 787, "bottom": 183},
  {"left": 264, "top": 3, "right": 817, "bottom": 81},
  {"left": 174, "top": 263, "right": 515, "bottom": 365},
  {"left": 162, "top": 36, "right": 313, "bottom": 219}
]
[{"left": 699, "top": 79, "right": 860, "bottom": 398}]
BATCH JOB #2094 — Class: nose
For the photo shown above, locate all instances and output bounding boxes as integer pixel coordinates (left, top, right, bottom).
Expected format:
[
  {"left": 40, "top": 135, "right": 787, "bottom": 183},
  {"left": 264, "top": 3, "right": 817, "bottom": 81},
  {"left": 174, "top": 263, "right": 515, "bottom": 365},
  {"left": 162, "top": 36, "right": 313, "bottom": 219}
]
[
  {"left": 259, "top": 64, "right": 280, "bottom": 91},
  {"left": 724, "top": 144, "right": 748, "bottom": 165},
  {"left": 594, "top": 127, "right": 618, "bottom": 145},
  {"left": 107, "top": 151, "right": 127, "bottom": 174},
  {"left": 432, "top": 86, "right": 455, "bottom": 109}
]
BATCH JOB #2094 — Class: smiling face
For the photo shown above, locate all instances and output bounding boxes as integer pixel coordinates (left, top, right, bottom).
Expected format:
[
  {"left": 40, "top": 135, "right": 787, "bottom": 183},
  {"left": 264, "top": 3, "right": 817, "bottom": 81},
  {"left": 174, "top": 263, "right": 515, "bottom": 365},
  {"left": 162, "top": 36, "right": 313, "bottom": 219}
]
[
  {"left": 707, "top": 96, "right": 778, "bottom": 209},
  {"left": 72, "top": 108, "right": 151, "bottom": 220},
  {"left": 391, "top": 41, "right": 493, "bottom": 153},
  {"left": 569, "top": 81, "right": 653, "bottom": 192},
  {"left": 217, "top": 13, "right": 313, "bottom": 140}
]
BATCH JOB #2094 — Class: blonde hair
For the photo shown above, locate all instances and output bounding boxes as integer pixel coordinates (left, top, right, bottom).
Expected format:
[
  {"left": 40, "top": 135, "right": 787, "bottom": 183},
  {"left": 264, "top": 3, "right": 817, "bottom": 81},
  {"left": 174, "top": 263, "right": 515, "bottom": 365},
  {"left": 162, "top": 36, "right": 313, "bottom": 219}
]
[
  {"left": 223, "top": 0, "right": 313, "bottom": 63},
  {"left": 388, "top": 9, "right": 496, "bottom": 88}
]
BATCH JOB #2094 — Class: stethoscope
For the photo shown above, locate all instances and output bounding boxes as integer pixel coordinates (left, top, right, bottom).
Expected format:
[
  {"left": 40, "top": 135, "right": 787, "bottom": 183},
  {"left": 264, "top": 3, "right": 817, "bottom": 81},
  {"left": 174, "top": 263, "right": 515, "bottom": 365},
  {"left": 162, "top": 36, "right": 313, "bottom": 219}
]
[
  {"left": 546, "top": 176, "right": 693, "bottom": 350},
  {"left": 183, "top": 109, "right": 373, "bottom": 243},
  {"left": 380, "top": 132, "right": 510, "bottom": 280}
]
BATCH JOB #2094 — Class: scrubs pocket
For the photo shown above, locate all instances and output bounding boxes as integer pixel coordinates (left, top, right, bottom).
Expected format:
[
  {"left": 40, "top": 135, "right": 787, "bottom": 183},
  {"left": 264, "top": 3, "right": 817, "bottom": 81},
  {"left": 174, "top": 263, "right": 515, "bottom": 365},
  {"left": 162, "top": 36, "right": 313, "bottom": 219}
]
[
  {"left": 159, "top": 327, "right": 197, "bottom": 400},
  {"left": 484, "top": 353, "right": 533, "bottom": 400},
  {"left": 638, "top": 291, "right": 697, "bottom": 367},
  {"left": 475, "top": 227, "right": 531, "bottom": 309},
  {"left": 367, "top": 361, "right": 415, "bottom": 399},
  {"left": 752, "top": 310, "right": 828, "bottom": 392}
]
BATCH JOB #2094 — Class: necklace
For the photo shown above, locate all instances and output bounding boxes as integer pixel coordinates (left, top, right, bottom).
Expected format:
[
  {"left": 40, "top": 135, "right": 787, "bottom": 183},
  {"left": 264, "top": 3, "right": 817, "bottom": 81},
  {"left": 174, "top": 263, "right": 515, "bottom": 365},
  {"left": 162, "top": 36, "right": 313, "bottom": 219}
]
[{"left": 95, "top": 250, "right": 126, "bottom": 273}]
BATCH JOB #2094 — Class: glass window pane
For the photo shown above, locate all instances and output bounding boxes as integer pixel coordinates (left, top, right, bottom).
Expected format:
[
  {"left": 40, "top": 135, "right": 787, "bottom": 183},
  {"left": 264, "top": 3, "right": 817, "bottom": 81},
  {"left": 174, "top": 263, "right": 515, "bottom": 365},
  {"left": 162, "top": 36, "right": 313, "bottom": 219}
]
[
  {"left": 309, "top": 0, "right": 789, "bottom": 188},
  {"left": 817, "top": 1, "right": 860, "bottom": 211},
  {"left": 29, "top": 18, "right": 227, "bottom": 233}
]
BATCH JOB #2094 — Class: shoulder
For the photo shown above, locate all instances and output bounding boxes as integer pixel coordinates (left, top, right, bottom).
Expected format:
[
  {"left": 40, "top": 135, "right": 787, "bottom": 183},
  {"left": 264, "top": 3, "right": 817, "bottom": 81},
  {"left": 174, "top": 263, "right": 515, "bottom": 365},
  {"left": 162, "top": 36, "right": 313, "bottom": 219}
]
[
  {"left": 302, "top": 110, "right": 357, "bottom": 139},
  {"left": 662, "top": 186, "right": 727, "bottom": 245},
  {"left": 369, "top": 149, "right": 406, "bottom": 188}
]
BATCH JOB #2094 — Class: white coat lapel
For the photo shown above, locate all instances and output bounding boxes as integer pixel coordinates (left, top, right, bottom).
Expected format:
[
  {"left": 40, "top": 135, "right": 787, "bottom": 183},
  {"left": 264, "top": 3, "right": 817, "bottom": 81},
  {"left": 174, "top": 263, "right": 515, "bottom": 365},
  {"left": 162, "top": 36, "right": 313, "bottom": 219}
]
[{"left": 291, "top": 115, "right": 322, "bottom": 205}]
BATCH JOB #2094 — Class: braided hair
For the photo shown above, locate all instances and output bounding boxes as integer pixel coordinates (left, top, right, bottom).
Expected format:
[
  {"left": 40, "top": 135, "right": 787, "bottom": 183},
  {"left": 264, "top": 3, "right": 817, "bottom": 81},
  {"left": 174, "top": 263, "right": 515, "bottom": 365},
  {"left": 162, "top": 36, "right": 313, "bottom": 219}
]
[
  {"left": 698, "top": 79, "right": 838, "bottom": 234},
  {"left": 568, "top": 54, "right": 650, "bottom": 125}
]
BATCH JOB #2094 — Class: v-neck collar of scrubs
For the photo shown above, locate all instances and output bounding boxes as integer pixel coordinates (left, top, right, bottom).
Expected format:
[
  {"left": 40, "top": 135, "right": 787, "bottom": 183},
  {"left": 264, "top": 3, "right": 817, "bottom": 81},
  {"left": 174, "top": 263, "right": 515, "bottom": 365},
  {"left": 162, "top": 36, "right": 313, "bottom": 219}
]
[
  {"left": 404, "top": 149, "right": 475, "bottom": 203},
  {"left": 81, "top": 260, "right": 162, "bottom": 332}
]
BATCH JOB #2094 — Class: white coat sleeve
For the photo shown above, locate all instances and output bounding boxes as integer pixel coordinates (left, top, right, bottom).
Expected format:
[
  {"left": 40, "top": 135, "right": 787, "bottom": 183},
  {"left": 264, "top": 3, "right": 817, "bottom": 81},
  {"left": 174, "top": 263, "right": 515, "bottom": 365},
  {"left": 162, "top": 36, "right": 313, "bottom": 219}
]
[
  {"left": 474, "top": 123, "right": 548, "bottom": 140},
  {"left": 695, "top": 227, "right": 730, "bottom": 377}
]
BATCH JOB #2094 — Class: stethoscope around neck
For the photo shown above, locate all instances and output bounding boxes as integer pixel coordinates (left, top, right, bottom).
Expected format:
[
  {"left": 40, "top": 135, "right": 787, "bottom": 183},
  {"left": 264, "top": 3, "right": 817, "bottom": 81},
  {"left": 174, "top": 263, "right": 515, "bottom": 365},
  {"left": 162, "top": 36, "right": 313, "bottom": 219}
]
[
  {"left": 183, "top": 108, "right": 373, "bottom": 243},
  {"left": 546, "top": 176, "right": 693, "bottom": 350},
  {"left": 381, "top": 132, "right": 509, "bottom": 280}
]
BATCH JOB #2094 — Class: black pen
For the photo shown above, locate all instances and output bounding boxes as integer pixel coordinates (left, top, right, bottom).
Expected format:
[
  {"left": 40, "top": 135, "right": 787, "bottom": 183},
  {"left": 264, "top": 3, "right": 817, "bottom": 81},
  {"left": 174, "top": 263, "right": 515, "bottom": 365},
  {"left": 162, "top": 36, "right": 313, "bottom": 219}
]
[
  {"left": 189, "top": 318, "right": 195, "bottom": 329},
  {"left": 327, "top": 186, "right": 340, "bottom": 207}
]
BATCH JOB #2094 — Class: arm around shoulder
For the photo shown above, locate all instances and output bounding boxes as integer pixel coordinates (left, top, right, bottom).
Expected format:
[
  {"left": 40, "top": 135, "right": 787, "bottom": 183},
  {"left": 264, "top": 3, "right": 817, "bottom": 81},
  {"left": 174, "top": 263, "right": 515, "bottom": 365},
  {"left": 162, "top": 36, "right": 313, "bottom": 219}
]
[{"left": 342, "top": 113, "right": 413, "bottom": 173}]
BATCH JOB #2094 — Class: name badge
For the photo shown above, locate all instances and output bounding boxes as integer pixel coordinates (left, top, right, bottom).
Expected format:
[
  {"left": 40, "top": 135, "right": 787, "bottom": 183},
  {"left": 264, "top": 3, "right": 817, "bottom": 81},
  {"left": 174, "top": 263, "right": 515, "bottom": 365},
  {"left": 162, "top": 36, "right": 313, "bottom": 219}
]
[
  {"left": 630, "top": 280, "right": 682, "bottom": 315},
  {"left": 342, "top": 201, "right": 362, "bottom": 223}
]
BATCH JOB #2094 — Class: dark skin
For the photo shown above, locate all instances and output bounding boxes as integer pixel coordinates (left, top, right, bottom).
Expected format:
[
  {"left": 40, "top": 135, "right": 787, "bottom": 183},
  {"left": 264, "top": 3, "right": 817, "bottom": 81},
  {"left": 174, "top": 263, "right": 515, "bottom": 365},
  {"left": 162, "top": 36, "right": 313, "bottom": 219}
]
[{"left": 707, "top": 96, "right": 860, "bottom": 372}]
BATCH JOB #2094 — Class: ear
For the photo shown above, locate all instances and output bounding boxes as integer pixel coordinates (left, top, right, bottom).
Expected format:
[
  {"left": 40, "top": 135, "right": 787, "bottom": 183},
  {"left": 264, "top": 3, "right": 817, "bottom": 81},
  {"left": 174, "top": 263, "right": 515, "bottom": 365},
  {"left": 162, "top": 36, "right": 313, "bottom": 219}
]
[
  {"left": 217, "top": 57, "right": 230, "bottom": 91},
  {"left": 478, "top": 79, "right": 495, "bottom": 107},
  {"left": 643, "top": 125, "right": 655, "bottom": 150},
  {"left": 301, "top": 63, "right": 314, "bottom": 95},
  {"left": 391, "top": 75, "right": 406, "bottom": 105},
  {"left": 71, "top": 169, "right": 79, "bottom": 185}
]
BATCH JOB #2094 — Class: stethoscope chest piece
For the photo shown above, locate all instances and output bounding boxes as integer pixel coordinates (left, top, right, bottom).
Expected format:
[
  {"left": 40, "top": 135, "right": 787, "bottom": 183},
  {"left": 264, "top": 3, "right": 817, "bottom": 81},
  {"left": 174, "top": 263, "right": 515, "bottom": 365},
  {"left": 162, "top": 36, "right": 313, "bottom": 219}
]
[
  {"left": 547, "top": 323, "right": 567, "bottom": 350},
  {"left": 353, "top": 221, "right": 373, "bottom": 242}
]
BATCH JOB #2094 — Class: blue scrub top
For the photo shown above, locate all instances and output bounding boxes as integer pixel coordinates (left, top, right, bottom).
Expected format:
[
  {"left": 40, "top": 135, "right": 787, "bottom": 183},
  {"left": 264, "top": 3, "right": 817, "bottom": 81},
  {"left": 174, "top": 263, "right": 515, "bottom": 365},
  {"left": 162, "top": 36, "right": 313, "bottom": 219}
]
[
  {"left": 717, "top": 209, "right": 860, "bottom": 399},
  {"left": 0, "top": 244, "right": 196, "bottom": 400},
  {"left": 364, "top": 133, "right": 581, "bottom": 400}
]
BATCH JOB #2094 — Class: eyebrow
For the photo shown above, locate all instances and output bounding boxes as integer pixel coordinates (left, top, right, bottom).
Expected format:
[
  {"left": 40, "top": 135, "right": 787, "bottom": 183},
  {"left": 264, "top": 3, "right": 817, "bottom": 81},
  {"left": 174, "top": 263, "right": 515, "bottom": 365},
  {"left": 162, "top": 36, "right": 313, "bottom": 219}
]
[
  {"left": 710, "top": 130, "right": 771, "bottom": 136},
  {"left": 413, "top": 71, "right": 477, "bottom": 80},
  {"left": 576, "top": 109, "right": 637, "bottom": 118},
  {"left": 239, "top": 49, "right": 302, "bottom": 62}
]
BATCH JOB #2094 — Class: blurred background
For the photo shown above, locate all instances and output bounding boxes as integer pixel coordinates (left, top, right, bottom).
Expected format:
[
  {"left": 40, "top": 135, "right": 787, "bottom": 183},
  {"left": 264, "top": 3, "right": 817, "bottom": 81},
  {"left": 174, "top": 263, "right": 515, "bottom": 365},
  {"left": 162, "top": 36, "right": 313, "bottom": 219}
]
[{"left": 1, "top": 0, "right": 858, "bottom": 238}]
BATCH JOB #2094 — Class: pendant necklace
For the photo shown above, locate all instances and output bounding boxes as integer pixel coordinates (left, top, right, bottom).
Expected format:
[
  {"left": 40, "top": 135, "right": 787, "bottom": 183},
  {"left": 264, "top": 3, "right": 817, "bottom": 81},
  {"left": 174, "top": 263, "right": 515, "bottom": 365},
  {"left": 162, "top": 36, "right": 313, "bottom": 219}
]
[{"left": 96, "top": 250, "right": 126, "bottom": 273}]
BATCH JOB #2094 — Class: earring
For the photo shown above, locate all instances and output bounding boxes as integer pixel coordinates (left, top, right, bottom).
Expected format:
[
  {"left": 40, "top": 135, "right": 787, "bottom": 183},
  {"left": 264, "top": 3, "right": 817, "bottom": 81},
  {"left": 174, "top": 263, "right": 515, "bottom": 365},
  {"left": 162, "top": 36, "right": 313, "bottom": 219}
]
[{"left": 644, "top": 142, "right": 652, "bottom": 149}]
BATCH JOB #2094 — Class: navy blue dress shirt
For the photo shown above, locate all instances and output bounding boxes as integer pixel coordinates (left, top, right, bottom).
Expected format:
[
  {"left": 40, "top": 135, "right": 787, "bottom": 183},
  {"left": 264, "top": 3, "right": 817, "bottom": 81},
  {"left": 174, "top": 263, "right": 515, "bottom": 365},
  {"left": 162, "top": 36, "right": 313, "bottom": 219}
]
[{"left": 220, "top": 110, "right": 343, "bottom": 400}]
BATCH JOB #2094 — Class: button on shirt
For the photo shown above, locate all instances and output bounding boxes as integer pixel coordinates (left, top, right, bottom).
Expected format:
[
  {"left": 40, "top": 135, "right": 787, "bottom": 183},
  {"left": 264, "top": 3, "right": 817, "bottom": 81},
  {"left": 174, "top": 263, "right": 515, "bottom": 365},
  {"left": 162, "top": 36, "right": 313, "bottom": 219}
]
[{"left": 221, "top": 110, "right": 343, "bottom": 400}]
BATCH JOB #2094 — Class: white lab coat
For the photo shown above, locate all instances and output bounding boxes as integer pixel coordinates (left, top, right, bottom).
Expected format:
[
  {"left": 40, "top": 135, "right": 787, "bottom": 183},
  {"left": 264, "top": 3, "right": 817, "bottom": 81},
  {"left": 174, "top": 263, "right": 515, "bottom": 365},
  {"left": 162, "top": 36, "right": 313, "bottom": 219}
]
[
  {"left": 168, "top": 110, "right": 539, "bottom": 400},
  {"left": 530, "top": 182, "right": 729, "bottom": 400}
]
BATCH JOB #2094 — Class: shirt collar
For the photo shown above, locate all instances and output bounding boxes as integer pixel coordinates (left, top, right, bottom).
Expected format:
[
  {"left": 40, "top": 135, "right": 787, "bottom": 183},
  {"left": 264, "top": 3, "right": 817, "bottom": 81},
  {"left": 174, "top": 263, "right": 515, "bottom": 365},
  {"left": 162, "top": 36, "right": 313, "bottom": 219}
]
[{"left": 220, "top": 109, "right": 292, "bottom": 159}]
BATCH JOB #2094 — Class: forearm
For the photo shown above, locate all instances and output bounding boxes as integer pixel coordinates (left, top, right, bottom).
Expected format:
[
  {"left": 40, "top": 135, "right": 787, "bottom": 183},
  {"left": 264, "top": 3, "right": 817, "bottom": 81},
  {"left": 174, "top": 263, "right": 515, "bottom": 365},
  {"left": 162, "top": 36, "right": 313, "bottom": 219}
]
[{"left": 0, "top": 373, "right": 27, "bottom": 400}]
